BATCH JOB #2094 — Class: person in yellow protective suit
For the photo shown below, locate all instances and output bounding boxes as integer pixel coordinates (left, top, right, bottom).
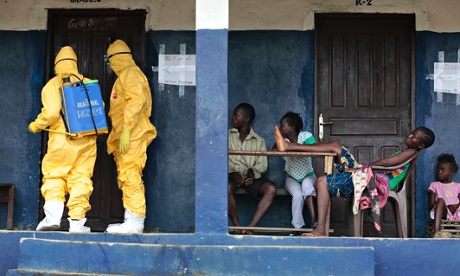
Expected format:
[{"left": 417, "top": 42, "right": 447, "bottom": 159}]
[
  {"left": 28, "top": 46, "right": 97, "bottom": 233},
  {"left": 105, "top": 39, "right": 157, "bottom": 233}
]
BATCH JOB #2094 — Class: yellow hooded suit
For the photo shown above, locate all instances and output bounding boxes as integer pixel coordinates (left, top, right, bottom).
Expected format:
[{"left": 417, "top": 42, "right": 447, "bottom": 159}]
[
  {"left": 29, "top": 46, "right": 96, "bottom": 232},
  {"left": 106, "top": 40, "right": 157, "bottom": 225}
]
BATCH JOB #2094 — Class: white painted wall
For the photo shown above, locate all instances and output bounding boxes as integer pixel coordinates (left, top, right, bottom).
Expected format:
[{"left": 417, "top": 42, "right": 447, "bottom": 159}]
[
  {"left": 196, "top": 0, "right": 228, "bottom": 30},
  {"left": 0, "top": 0, "right": 195, "bottom": 31},
  {"left": 0, "top": 0, "right": 459, "bottom": 32}
]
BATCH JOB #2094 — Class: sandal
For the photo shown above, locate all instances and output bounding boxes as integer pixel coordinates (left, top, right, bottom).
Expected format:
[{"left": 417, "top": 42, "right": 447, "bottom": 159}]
[
  {"left": 433, "top": 231, "right": 452, "bottom": 238},
  {"left": 230, "top": 229, "right": 240, "bottom": 235},
  {"left": 312, "top": 222, "right": 318, "bottom": 230}
]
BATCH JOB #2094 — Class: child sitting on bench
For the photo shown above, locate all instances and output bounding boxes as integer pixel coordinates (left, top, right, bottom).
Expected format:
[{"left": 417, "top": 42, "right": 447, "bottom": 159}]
[{"left": 428, "top": 153, "right": 460, "bottom": 238}]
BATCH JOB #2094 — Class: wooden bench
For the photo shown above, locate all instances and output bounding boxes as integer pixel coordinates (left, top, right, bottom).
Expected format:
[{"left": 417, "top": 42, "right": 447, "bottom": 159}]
[
  {"left": 228, "top": 226, "right": 327, "bottom": 234},
  {"left": 228, "top": 150, "right": 336, "bottom": 175},
  {"left": 236, "top": 187, "right": 289, "bottom": 196},
  {"left": 0, "top": 183, "right": 15, "bottom": 230},
  {"left": 427, "top": 220, "right": 460, "bottom": 238},
  {"left": 233, "top": 187, "right": 334, "bottom": 235},
  {"left": 229, "top": 150, "right": 336, "bottom": 236}
]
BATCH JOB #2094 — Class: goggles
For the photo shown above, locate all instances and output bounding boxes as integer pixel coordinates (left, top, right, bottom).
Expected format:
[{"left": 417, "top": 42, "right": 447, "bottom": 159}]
[{"left": 103, "top": 52, "right": 131, "bottom": 65}]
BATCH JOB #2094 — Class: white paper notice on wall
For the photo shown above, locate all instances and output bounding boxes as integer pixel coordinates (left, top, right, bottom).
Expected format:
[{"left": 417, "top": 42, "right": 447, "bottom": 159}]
[
  {"left": 158, "top": 54, "right": 196, "bottom": 86},
  {"left": 434, "top": 62, "right": 460, "bottom": 94}
]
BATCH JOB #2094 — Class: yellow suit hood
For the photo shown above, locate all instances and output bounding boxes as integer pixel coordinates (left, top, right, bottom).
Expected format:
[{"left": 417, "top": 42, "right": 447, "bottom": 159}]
[
  {"left": 106, "top": 40, "right": 136, "bottom": 75},
  {"left": 54, "top": 46, "right": 80, "bottom": 78}
]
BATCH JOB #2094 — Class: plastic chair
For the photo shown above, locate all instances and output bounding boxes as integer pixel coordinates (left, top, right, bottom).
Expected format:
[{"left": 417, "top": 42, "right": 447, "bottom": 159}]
[{"left": 350, "top": 149, "right": 424, "bottom": 238}]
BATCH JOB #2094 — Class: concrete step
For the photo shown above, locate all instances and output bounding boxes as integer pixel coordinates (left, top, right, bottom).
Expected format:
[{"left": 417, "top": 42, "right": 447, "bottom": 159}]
[
  {"left": 7, "top": 269, "right": 120, "bottom": 275},
  {"left": 11, "top": 238, "right": 375, "bottom": 275}
]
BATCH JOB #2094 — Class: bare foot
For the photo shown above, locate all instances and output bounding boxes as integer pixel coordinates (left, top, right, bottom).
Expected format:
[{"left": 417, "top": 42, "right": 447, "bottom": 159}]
[
  {"left": 274, "top": 125, "right": 288, "bottom": 151},
  {"left": 302, "top": 229, "right": 327, "bottom": 237},
  {"left": 242, "top": 229, "right": 254, "bottom": 235}
]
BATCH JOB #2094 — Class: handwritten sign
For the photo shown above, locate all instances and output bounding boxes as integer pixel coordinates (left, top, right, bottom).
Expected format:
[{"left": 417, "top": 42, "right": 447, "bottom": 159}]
[
  {"left": 434, "top": 62, "right": 460, "bottom": 94},
  {"left": 158, "top": 54, "right": 196, "bottom": 86}
]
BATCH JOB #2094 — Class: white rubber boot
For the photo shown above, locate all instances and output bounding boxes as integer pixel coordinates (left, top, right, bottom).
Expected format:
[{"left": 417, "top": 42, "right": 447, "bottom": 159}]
[
  {"left": 36, "top": 201, "right": 64, "bottom": 231},
  {"left": 68, "top": 218, "right": 91, "bottom": 233},
  {"left": 106, "top": 209, "right": 144, "bottom": 234}
]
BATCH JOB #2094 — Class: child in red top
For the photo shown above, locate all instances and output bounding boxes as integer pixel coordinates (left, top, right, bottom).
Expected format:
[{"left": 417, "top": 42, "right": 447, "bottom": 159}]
[{"left": 428, "top": 153, "right": 460, "bottom": 237}]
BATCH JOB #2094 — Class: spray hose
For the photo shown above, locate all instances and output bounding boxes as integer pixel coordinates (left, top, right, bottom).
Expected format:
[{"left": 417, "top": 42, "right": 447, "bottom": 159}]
[{"left": 43, "top": 128, "right": 79, "bottom": 137}]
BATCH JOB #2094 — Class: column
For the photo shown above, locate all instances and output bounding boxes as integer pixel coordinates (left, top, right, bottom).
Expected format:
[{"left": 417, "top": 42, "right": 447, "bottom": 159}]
[{"left": 195, "top": 0, "right": 229, "bottom": 234}]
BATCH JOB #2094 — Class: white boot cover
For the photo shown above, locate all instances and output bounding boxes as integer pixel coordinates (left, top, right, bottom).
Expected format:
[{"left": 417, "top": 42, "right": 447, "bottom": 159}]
[
  {"left": 106, "top": 209, "right": 144, "bottom": 234},
  {"left": 68, "top": 218, "right": 91, "bottom": 233},
  {"left": 36, "top": 201, "right": 64, "bottom": 231}
]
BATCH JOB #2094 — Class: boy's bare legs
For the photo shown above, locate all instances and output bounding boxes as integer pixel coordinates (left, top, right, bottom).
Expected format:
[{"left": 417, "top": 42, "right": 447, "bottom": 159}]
[
  {"left": 309, "top": 175, "right": 330, "bottom": 236},
  {"left": 305, "top": 196, "right": 317, "bottom": 227},
  {"left": 274, "top": 126, "right": 343, "bottom": 159},
  {"left": 247, "top": 181, "right": 277, "bottom": 234},
  {"left": 434, "top": 198, "right": 447, "bottom": 234},
  {"left": 228, "top": 182, "right": 241, "bottom": 230}
]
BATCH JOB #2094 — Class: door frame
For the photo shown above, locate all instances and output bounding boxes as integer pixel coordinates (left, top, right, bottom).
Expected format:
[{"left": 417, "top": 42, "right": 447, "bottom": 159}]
[
  {"left": 313, "top": 13, "right": 416, "bottom": 236},
  {"left": 46, "top": 9, "right": 146, "bottom": 79},
  {"left": 40, "top": 9, "right": 147, "bottom": 231}
]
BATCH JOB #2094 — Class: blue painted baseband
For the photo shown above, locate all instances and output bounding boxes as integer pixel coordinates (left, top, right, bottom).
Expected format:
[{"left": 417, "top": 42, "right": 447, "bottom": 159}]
[{"left": 14, "top": 237, "right": 375, "bottom": 275}]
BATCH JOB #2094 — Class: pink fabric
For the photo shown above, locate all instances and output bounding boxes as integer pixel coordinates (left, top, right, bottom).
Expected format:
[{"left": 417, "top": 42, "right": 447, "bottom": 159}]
[
  {"left": 355, "top": 166, "right": 391, "bottom": 233},
  {"left": 375, "top": 172, "right": 390, "bottom": 208},
  {"left": 358, "top": 171, "right": 390, "bottom": 210},
  {"left": 352, "top": 165, "right": 374, "bottom": 214},
  {"left": 428, "top": 181, "right": 460, "bottom": 220}
]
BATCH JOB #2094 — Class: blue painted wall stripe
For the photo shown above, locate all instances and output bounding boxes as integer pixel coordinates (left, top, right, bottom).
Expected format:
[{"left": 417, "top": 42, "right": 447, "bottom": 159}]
[
  {"left": 415, "top": 31, "right": 460, "bottom": 237},
  {"left": 195, "top": 29, "right": 229, "bottom": 233}
]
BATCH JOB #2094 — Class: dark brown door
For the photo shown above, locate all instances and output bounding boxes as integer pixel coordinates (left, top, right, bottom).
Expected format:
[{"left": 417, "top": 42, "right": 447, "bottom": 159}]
[
  {"left": 314, "top": 14, "right": 415, "bottom": 237},
  {"left": 43, "top": 9, "right": 146, "bottom": 231}
]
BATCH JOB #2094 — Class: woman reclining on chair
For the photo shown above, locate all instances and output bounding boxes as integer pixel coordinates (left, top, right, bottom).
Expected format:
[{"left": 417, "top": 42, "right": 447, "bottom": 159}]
[{"left": 274, "top": 126, "right": 435, "bottom": 237}]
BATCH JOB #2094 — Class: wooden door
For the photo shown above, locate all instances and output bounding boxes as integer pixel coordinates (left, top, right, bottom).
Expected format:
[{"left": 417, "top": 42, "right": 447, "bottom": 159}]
[
  {"left": 43, "top": 9, "right": 146, "bottom": 231},
  {"left": 314, "top": 14, "right": 415, "bottom": 237}
]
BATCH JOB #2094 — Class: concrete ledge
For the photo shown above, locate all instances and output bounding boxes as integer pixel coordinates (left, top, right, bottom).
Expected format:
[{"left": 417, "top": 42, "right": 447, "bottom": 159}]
[
  {"left": 4, "top": 231, "right": 460, "bottom": 275},
  {"left": 15, "top": 238, "right": 375, "bottom": 275}
]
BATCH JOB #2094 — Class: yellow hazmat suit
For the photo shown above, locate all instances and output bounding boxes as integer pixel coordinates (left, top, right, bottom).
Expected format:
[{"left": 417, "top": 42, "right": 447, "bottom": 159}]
[
  {"left": 105, "top": 40, "right": 157, "bottom": 233},
  {"left": 29, "top": 46, "right": 96, "bottom": 232}
]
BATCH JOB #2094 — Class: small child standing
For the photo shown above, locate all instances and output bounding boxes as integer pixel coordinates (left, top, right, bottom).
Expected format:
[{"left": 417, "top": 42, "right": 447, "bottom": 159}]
[
  {"left": 272, "top": 112, "right": 317, "bottom": 234},
  {"left": 428, "top": 153, "right": 460, "bottom": 238}
]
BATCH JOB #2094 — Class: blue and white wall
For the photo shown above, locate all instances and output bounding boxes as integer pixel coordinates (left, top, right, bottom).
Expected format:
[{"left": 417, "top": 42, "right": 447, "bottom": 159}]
[{"left": 1, "top": 0, "right": 460, "bottom": 237}]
